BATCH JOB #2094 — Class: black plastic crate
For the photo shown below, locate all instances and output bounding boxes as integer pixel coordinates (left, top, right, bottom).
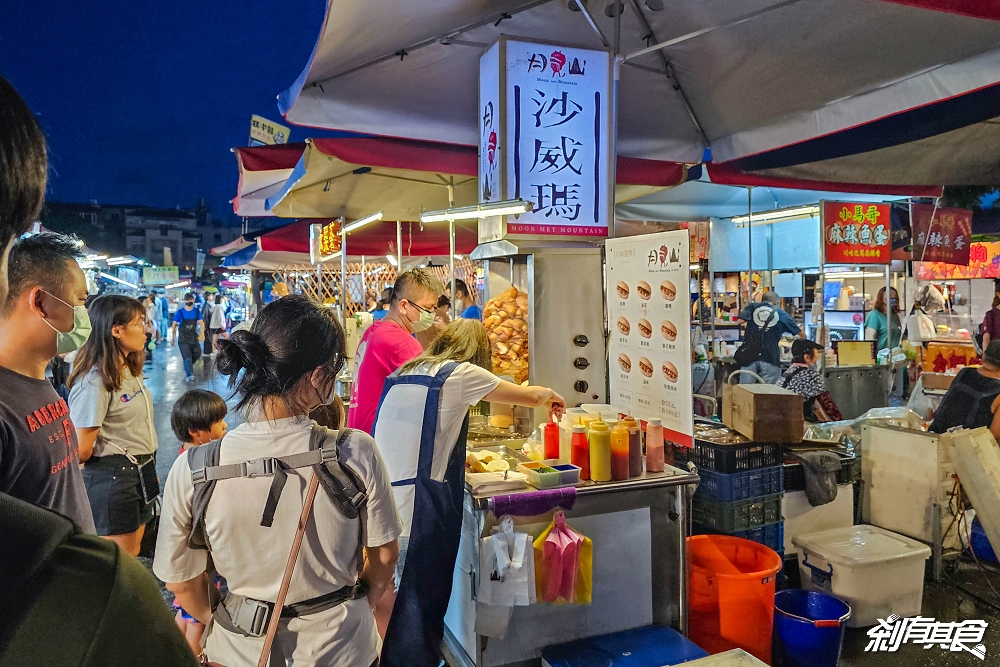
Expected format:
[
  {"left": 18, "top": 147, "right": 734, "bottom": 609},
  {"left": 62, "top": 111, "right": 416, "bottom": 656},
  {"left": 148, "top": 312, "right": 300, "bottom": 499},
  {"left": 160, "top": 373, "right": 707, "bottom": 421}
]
[
  {"left": 691, "top": 493, "right": 783, "bottom": 532},
  {"left": 677, "top": 439, "right": 782, "bottom": 473},
  {"left": 783, "top": 452, "right": 860, "bottom": 492},
  {"left": 694, "top": 465, "right": 784, "bottom": 502}
]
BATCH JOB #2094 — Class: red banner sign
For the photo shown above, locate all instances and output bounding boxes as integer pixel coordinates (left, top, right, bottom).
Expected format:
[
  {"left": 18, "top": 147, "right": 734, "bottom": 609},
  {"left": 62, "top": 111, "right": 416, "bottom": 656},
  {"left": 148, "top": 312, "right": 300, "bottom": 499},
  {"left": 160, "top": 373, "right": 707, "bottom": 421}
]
[
  {"left": 822, "top": 201, "right": 891, "bottom": 265},
  {"left": 911, "top": 203, "right": 972, "bottom": 266}
]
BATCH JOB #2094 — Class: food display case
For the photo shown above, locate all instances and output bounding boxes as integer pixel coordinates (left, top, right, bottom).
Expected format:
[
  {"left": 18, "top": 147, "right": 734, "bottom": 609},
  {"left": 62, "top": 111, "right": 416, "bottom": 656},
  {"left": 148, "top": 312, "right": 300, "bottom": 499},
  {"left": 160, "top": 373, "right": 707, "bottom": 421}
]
[{"left": 471, "top": 240, "right": 609, "bottom": 430}]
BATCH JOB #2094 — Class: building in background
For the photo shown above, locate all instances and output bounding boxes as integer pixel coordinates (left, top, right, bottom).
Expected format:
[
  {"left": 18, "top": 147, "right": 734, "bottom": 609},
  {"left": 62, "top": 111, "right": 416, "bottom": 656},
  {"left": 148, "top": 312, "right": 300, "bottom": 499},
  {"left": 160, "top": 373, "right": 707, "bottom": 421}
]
[{"left": 40, "top": 199, "right": 242, "bottom": 273}]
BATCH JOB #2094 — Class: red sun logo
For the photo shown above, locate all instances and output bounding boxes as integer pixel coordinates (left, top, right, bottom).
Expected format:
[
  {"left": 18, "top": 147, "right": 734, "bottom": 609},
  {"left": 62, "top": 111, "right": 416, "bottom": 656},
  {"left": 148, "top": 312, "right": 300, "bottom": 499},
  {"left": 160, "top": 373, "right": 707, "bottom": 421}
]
[
  {"left": 550, "top": 51, "right": 567, "bottom": 75},
  {"left": 487, "top": 131, "right": 497, "bottom": 165}
]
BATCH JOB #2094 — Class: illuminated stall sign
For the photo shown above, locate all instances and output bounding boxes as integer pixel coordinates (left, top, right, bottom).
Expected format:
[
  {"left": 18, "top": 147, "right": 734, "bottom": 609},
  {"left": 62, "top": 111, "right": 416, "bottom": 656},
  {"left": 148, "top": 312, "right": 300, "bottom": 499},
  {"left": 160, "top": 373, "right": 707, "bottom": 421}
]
[
  {"left": 822, "top": 201, "right": 891, "bottom": 265},
  {"left": 309, "top": 219, "right": 342, "bottom": 264},
  {"left": 911, "top": 204, "right": 972, "bottom": 266},
  {"left": 478, "top": 37, "right": 612, "bottom": 240}
]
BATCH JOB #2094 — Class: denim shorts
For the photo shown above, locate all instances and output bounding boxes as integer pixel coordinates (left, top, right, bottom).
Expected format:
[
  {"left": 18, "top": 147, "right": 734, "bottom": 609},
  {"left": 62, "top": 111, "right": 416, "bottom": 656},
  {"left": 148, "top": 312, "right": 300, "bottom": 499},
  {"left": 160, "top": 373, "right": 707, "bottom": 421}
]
[
  {"left": 82, "top": 454, "right": 156, "bottom": 535},
  {"left": 394, "top": 535, "right": 409, "bottom": 591}
]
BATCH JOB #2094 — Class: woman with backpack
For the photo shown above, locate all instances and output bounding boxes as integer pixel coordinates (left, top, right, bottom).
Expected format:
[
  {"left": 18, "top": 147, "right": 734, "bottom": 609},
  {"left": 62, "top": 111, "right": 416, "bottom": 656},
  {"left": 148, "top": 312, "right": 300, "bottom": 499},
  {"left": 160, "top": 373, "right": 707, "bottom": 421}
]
[{"left": 153, "top": 296, "right": 401, "bottom": 667}]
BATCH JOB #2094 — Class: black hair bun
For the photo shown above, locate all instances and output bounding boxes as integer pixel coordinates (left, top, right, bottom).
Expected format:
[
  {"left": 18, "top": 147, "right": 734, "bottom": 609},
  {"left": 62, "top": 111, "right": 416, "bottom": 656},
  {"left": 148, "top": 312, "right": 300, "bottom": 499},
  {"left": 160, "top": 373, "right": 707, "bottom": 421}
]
[{"left": 216, "top": 329, "right": 273, "bottom": 380}]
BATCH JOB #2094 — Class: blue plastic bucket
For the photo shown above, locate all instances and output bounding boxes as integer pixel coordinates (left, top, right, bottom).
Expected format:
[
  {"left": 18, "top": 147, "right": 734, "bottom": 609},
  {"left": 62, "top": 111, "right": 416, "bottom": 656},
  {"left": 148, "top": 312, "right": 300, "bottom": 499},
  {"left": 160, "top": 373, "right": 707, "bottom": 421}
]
[
  {"left": 971, "top": 518, "right": 998, "bottom": 563},
  {"left": 773, "top": 589, "right": 851, "bottom": 667}
]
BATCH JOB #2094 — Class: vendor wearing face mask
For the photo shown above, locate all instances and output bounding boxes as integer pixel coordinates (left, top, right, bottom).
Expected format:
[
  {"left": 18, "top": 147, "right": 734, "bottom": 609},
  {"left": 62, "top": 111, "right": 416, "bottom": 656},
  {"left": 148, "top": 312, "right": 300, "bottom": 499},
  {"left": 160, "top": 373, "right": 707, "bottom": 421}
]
[
  {"left": 865, "top": 286, "right": 905, "bottom": 406},
  {"left": 0, "top": 232, "right": 96, "bottom": 532},
  {"left": 347, "top": 268, "right": 444, "bottom": 435},
  {"left": 778, "top": 339, "right": 842, "bottom": 423}
]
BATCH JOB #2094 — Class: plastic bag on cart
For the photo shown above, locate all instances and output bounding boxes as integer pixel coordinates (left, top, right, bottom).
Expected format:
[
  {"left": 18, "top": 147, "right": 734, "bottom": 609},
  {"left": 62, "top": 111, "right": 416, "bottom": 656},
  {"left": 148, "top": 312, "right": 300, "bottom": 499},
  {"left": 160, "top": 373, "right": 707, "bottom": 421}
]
[
  {"left": 533, "top": 510, "right": 593, "bottom": 605},
  {"left": 478, "top": 516, "right": 536, "bottom": 607},
  {"left": 804, "top": 407, "right": 926, "bottom": 454},
  {"left": 906, "top": 375, "right": 937, "bottom": 421}
]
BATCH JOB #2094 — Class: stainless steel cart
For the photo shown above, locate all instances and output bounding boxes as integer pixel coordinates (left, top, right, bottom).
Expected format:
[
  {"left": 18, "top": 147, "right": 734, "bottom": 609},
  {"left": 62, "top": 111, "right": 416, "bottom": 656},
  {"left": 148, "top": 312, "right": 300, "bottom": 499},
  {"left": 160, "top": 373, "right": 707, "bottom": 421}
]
[{"left": 443, "top": 467, "right": 699, "bottom": 667}]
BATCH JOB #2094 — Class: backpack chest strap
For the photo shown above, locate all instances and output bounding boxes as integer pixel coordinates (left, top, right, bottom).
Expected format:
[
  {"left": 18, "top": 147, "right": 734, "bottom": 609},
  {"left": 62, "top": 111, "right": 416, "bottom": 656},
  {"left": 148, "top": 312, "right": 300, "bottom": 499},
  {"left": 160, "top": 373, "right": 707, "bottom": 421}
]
[{"left": 192, "top": 447, "right": 338, "bottom": 484}]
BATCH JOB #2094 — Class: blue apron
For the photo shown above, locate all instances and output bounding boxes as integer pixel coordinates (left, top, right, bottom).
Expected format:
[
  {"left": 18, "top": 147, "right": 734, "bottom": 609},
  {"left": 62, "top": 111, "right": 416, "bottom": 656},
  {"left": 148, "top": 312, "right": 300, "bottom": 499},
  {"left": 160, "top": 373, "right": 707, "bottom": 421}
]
[{"left": 379, "top": 362, "right": 469, "bottom": 667}]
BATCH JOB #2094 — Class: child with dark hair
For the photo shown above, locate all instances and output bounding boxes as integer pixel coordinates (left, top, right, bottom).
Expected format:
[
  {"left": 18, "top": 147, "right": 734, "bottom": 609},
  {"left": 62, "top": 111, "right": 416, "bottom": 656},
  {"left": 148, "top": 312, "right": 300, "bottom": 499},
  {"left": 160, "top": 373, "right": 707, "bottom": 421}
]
[
  {"left": 168, "top": 389, "right": 228, "bottom": 654},
  {"left": 170, "top": 389, "right": 229, "bottom": 455}
]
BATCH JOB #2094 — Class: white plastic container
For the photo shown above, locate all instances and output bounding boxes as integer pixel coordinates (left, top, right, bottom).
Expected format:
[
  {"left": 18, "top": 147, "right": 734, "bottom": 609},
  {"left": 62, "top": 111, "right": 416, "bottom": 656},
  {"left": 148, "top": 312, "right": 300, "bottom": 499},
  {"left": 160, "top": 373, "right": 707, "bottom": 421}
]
[{"left": 792, "top": 525, "right": 931, "bottom": 627}]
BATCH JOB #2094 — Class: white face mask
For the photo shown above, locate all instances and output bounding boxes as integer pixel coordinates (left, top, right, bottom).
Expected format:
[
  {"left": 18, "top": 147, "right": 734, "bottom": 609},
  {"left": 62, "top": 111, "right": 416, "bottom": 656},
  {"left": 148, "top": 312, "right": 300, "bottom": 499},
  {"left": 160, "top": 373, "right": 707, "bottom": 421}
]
[{"left": 407, "top": 301, "right": 435, "bottom": 333}]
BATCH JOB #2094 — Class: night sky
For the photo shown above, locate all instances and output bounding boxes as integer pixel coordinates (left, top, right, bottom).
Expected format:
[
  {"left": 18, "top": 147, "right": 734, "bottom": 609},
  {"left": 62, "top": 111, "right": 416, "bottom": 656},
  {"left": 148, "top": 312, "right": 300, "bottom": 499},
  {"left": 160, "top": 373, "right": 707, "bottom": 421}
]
[{"left": 1, "top": 0, "right": 337, "bottom": 222}]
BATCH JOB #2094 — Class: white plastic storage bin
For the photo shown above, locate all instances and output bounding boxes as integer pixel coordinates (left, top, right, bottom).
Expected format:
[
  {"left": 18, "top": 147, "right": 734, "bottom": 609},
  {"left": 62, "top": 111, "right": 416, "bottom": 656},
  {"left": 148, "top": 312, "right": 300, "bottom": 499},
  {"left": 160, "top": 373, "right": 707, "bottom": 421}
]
[{"left": 792, "top": 525, "right": 931, "bottom": 628}]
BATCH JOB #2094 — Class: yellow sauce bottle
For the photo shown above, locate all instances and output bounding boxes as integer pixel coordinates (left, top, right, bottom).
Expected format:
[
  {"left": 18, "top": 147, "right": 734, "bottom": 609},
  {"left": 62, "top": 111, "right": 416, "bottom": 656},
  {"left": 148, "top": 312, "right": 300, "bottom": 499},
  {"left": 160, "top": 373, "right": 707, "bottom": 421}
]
[{"left": 588, "top": 418, "right": 612, "bottom": 482}]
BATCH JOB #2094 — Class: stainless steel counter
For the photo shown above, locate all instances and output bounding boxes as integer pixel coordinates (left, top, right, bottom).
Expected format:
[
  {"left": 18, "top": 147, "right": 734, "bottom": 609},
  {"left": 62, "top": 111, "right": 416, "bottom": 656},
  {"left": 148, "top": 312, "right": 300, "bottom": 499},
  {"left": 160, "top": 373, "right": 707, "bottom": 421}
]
[
  {"left": 823, "top": 365, "right": 891, "bottom": 419},
  {"left": 444, "top": 466, "right": 700, "bottom": 667}
]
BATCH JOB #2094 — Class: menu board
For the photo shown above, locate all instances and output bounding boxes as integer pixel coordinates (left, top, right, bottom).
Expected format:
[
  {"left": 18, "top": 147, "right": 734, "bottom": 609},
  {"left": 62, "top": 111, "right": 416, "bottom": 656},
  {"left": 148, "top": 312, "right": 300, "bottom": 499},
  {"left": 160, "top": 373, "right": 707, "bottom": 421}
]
[{"left": 607, "top": 230, "right": 693, "bottom": 447}]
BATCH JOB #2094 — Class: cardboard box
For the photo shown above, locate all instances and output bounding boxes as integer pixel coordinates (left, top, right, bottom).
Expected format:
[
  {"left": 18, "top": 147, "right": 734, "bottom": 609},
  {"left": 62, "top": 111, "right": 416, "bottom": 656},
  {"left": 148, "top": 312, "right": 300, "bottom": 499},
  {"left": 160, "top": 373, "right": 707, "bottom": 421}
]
[
  {"left": 723, "top": 383, "right": 804, "bottom": 443},
  {"left": 920, "top": 372, "right": 955, "bottom": 391}
]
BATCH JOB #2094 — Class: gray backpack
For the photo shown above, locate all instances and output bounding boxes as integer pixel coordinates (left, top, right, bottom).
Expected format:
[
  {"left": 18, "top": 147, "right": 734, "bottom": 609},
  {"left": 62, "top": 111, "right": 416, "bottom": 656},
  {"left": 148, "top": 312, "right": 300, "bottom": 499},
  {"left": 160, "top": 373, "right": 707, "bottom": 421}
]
[{"left": 186, "top": 425, "right": 366, "bottom": 551}]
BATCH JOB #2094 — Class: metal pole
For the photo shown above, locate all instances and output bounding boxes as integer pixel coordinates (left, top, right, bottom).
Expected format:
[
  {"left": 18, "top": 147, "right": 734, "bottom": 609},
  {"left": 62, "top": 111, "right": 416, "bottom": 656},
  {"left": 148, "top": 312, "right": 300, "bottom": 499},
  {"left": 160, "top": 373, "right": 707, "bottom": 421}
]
[
  {"left": 341, "top": 222, "right": 348, "bottom": 328},
  {"left": 886, "top": 264, "right": 894, "bottom": 398},
  {"left": 747, "top": 187, "right": 753, "bottom": 306},
  {"left": 608, "top": 54, "right": 620, "bottom": 240},
  {"left": 361, "top": 255, "right": 366, "bottom": 310},
  {"left": 448, "top": 182, "right": 457, "bottom": 320},
  {"left": 816, "top": 202, "right": 826, "bottom": 368},
  {"left": 316, "top": 262, "right": 322, "bottom": 303},
  {"left": 396, "top": 220, "right": 403, "bottom": 270}
]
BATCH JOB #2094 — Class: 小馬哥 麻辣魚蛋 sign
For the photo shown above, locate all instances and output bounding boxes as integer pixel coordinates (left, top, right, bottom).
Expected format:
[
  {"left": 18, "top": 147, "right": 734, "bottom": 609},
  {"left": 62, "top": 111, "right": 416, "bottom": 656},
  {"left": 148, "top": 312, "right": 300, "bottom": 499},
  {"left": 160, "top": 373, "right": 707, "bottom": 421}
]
[
  {"left": 822, "top": 201, "right": 891, "bottom": 265},
  {"left": 479, "top": 37, "right": 612, "bottom": 240}
]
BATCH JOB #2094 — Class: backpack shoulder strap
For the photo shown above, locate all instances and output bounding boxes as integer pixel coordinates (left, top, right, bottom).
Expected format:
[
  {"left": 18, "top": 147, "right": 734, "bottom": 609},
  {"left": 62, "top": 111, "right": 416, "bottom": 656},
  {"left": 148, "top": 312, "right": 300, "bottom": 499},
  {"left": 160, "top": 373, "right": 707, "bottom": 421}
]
[
  {"left": 310, "top": 425, "right": 367, "bottom": 520},
  {"left": 187, "top": 439, "right": 224, "bottom": 550}
]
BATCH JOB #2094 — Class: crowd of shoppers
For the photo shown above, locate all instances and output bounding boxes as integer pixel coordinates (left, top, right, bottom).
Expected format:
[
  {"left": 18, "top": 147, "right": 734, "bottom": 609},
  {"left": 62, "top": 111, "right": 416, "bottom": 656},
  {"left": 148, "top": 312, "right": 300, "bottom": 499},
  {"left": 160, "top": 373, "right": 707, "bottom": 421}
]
[{"left": 0, "top": 72, "right": 565, "bottom": 667}]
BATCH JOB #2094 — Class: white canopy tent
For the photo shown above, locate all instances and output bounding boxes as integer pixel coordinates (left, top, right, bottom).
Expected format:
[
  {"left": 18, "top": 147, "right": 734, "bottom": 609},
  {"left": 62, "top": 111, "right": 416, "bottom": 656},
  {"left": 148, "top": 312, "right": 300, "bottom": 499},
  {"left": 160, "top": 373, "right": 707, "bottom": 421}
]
[
  {"left": 278, "top": 0, "right": 1000, "bottom": 185},
  {"left": 614, "top": 169, "right": 912, "bottom": 222}
]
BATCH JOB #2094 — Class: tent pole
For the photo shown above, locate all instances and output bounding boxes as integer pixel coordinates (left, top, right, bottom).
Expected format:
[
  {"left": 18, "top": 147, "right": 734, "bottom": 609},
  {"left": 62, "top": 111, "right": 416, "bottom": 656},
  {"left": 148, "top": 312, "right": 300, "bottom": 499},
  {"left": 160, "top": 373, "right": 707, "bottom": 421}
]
[
  {"left": 397, "top": 220, "right": 403, "bottom": 270},
  {"left": 747, "top": 187, "right": 753, "bottom": 306},
  {"left": 449, "top": 182, "right": 457, "bottom": 320},
  {"left": 341, "top": 221, "right": 348, "bottom": 328}
]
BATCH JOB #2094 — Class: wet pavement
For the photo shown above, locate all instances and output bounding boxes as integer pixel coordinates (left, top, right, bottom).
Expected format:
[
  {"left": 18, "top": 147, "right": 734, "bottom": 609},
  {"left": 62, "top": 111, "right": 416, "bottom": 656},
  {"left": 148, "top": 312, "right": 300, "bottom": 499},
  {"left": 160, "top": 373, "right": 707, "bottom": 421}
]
[
  {"left": 146, "top": 339, "right": 244, "bottom": 484},
  {"left": 142, "top": 343, "right": 1000, "bottom": 665}
]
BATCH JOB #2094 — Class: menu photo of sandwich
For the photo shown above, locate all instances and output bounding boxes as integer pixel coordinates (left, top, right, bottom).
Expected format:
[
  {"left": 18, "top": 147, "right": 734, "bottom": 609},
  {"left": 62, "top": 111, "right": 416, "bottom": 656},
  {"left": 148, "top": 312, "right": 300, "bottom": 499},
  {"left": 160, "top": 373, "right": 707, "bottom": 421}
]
[
  {"left": 637, "top": 318, "right": 652, "bottom": 339},
  {"left": 662, "top": 360, "right": 679, "bottom": 383},
  {"left": 618, "top": 353, "right": 632, "bottom": 374},
  {"left": 636, "top": 280, "right": 652, "bottom": 300},
  {"left": 616, "top": 316, "right": 630, "bottom": 336},
  {"left": 660, "top": 320, "right": 677, "bottom": 342},
  {"left": 638, "top": 357, "right": 654, "bottom": 378},
  {"left": 660, "top": 280, "right": 677, "bottom": 302},
  {"left": 615, "top": 281, "right": 630, "bottom": 300}
]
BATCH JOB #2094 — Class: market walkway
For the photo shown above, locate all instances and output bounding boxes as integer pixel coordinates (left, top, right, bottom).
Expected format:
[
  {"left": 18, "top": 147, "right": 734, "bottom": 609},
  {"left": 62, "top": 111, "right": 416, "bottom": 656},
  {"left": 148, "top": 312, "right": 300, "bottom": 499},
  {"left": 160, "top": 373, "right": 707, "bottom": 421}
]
[
  {"left": 142, "top": 342, "right": 1000, "bottom": 665},
  {"left": 146, "top": 340, "right": 244, "bottom": 484}
]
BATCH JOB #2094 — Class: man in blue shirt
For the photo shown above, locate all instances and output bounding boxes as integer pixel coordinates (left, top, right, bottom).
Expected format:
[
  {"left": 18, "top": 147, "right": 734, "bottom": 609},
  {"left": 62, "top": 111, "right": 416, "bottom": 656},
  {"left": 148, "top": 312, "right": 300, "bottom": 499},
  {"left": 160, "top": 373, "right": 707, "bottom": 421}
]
[
  {"left": 737, "top": 290, "right": 803, "bottom": 384},
  {"left": 449, "top": 279, "right": 482, "bottom": 321},
  {"left": 170, "top": 293, "right": 202, "bottom": 382}
]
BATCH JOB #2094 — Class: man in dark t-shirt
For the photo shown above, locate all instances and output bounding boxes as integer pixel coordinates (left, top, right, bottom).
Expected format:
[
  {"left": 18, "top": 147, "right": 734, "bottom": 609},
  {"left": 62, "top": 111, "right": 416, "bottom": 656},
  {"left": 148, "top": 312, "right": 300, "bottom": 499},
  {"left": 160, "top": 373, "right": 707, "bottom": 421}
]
[
  {"left": 0, "top": 233, "right": 95, "bottom": 532},
  {"left": 737, "top": 290, "right": 803, "bottom": 384}
]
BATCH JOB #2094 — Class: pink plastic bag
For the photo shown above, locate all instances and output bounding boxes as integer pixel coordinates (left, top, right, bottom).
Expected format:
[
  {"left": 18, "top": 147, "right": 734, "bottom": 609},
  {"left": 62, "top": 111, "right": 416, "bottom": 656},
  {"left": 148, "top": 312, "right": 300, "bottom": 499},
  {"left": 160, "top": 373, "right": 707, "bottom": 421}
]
[{"left": 541, "top": 511, "right": 584, "bottom": 602}]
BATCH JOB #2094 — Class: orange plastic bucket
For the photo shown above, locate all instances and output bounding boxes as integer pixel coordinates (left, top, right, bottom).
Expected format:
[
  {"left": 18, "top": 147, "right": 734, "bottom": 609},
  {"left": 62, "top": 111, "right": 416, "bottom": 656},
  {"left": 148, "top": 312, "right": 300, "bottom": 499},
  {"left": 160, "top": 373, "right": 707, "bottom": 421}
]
[{"left": 688, "top": 535, "right": 782, "bottom": 664}]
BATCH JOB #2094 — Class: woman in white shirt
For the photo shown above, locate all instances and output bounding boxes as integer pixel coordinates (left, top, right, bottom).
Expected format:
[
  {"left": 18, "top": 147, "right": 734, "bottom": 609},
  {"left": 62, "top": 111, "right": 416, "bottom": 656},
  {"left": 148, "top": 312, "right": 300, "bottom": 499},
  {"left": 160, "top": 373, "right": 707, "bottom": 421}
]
[
  {"left": 153, "top": 296, "right": 401, "bottom": 667},
  {"left": 372, "top": 319, "right": 564, "bottom": 665}
]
